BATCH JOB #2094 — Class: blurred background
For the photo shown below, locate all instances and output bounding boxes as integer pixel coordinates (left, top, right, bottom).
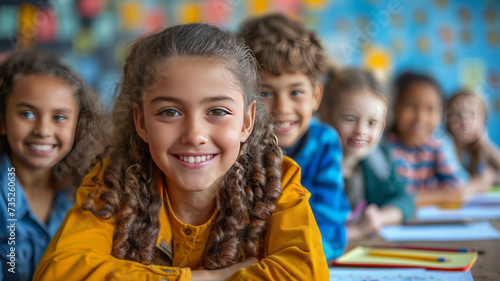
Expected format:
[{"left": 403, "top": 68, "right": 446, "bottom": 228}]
[{"left": 0, "top": 0, "right": 499, "bottom": 145}]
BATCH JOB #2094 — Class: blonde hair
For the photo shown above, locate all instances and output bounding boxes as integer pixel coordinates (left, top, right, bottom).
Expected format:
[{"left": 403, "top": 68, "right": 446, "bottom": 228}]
[{"left": 321, "top": 68, "right": 387, "bottom": 123}]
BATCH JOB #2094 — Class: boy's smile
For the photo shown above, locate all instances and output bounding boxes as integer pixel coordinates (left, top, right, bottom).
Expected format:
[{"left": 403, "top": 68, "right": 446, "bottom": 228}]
[{"left": 259, "top": 71, "right": 322, "bottom": 148}]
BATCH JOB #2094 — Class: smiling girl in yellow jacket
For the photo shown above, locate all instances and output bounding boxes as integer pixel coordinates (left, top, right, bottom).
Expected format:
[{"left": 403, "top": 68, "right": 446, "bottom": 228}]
[{"left": 33, "top": 23, "right": 328, "bottom": 281}]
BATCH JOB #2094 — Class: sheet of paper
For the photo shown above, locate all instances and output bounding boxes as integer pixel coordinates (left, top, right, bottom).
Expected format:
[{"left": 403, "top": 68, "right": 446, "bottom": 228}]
[
  {"left": 417, "top": 205, "right": 500, "bottom": 221},
  {"left": 380, "top": 221, "right": 500, "bottom": 242},
  {"left": 465, "top": 192, "right": 500, "bottom": 206},
  {"left": 334, "top": 246, "right": 477, "bottom": 270},
  {"left": 329, "top": 268, "right": 473, "bottom": 281}
]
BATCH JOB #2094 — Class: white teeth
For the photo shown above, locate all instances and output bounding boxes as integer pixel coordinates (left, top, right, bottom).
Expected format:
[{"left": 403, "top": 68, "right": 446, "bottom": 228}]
[
  {"left": 30, "top": 144, "right": 54, "bottom": 151},
  {"left": 178, "top": 155, "right": 214, "bottom": 163},
  {"left": 351, "top": 140, "right": 367, "bottom": 145},
  {"left": 275, "top": 122, "right": 293, "bottom": 128}
]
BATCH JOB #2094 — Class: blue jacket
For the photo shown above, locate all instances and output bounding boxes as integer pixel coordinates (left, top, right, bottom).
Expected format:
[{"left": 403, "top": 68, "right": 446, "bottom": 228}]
[{"left": 283, "top": 119, "right": 349, "bottom": 261}]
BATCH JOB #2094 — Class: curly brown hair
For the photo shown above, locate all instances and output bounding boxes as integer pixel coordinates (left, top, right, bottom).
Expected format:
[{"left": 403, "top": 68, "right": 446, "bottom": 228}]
[
  {"left": 0, "top": 49, "right": 109, "bottom": 186},
  {"left": 239, "top": 13, "right": 326, "bottom": 83},
  {"left": 81, "top": 23, "right": 283, "bottom": 269}
]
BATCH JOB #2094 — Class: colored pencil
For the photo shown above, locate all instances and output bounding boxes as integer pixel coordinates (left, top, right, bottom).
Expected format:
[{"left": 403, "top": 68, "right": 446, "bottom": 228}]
[
  {"left": 368, "top": 250, "right": 449, "bottom": 262},
  {"left": 368, "top": 245, "right": 484, "bottom": 254}
]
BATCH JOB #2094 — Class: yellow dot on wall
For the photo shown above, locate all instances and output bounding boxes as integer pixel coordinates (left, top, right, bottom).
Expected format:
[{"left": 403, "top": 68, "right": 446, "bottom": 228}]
[
  {"left": 247, "top": 0, "right": 268, "bottom": 16},
  {"left": 435, "top": 0, "right": 448, "bottom": 8},
  {"left": 181, "top": 3, "right": 200, "bottom": 23},
  {"left": 444, "top": 51, "right": 455, "bottom": 65},
  {"left": 488, "top": 31, "right": 499, "bottom": 45},
  {"left": 392, "top": 14, "right": 403, "bottom": 26},
  {"left": 415, "top": 10, "right": 426, "bottom": 24},
  {"left": 117, "top": 1, "right": 143, "bottom": 32},
  {"left": 363, "top": 46, "right": 392, "bottom": 84},
  {"left": 18, "top": 3, "right": 37, "bottom": 49},
  {"left": 304, "top": 0, "right": 328, "bottom": 10},
  {"left": 460, "top": 30, "right": 471, "bottom": 43},
  {"left": 485, "top": 10, "right": 496, "bottom": 23},
  {"left": 417, "top": 36, "right": 430, "bottom": 53},
  {"left": 460, "top": 8, "right": 471, "bottom": 22}
]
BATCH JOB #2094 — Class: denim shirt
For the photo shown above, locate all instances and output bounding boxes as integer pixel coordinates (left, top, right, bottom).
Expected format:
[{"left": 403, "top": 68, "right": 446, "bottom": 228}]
[{"left": 0, "top": 154, "right": 75, "bottom": 281}]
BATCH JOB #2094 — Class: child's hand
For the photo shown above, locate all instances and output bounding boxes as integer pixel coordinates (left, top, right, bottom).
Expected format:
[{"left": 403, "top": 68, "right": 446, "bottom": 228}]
[
  {"left": 360, "top": 204, "right": 383, "bottom": 236},
  {"left": 191, "top": 257, "right": 259, "bottom": 281}
]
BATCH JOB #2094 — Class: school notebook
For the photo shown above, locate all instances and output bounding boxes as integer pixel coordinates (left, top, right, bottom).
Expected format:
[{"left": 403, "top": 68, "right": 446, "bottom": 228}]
[{"left": 332, "top": 246, "right": 477, "bottom": 271}]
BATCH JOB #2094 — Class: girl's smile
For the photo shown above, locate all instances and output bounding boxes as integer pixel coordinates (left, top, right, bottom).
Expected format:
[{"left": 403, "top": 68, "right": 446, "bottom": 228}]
[
  {"left": 1, "top": 75, "right": 79, "bottom": 171},
  {"left": 134, "top": 56, "right": 254, "bottom": 197},
  {"left": 172, "top": 153, "right": 217, "bottom": 168}
]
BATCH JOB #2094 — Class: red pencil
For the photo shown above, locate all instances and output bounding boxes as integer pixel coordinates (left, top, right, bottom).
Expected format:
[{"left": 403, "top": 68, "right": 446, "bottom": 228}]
[{"left": 368, "top": 245, "right": 484, "bottom": 255}]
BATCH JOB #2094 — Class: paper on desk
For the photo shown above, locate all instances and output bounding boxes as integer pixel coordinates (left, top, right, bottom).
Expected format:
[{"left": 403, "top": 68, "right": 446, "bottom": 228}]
[
  {"left": 379, "top": 221, "right": 500, "bottom": 242},
  {"left": 329, "top": 268, "right": 473, "bottom": 281},
  {"left": 465, "top": 192, "right": 500, "bottom": 206},
  {"left": 416, "top": 205, "right": 500, "bottom": 221}
]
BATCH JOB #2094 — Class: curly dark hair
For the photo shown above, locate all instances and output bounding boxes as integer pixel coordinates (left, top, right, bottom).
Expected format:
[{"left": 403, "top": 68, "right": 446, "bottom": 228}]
[
  {"left": 0, "top": 49, "right": 109, "bottom": 186},
  {"left": 81, "top": 23, "right": 283, "bottom": 269},
  {"left": 239, "top": 13, "right": 326, "bottom": 83}
]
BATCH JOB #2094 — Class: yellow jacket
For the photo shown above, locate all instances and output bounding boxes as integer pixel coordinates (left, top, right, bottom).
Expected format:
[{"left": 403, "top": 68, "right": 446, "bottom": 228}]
[{"left": 33, "top": 156, "right": 328, "bottom": 280}]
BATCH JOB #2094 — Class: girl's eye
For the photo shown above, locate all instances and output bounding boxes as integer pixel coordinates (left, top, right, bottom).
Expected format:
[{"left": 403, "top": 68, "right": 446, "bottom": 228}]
[
  {"left": 291, "top": 90, "right": 303, "bottom": 96},
  {"left": 209, "top": 108, "right": 228, "bottom": 116},
  {"left": 260, "top": 91, "right": 272, "bottom": 97},
  {"left": 369, "top": 121, "right": 376, "bottom": 126},
  {"left": 54, "top": 115, "right": 67, "bottom": 122},
  {"left": 159, "top": 109, "right": 180, "bottom": 117},
  {"left": 22, "top": 111, "right": 36, "bottom": 119},
  {"left": 346, "top": 117, "right": 355, "bottom": 122}
]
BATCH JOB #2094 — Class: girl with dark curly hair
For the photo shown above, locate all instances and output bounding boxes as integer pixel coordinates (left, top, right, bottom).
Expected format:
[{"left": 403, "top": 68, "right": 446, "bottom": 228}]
[
  {"left": 34, "top": 23, "right": 328, "bottom": 280},
  {"left": 0, "top": 50, "right": 108, "bottom": 281}
]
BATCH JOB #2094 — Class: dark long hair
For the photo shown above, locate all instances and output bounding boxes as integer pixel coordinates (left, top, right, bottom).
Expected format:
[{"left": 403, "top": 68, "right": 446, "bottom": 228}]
[{"left": 82, "top": 23, "right": 283, "bottom": 269}]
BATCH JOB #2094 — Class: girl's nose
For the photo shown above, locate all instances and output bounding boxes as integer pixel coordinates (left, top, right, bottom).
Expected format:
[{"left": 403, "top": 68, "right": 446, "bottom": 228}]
[
  {"left": 354, "top": 123, "right": 366, "bottom": 135},
  {"left": 180, "top": 116, "right": 208, "bottom": 146},
  {"left": 32, "top": 117, "right": 53, "bottom": 138}
]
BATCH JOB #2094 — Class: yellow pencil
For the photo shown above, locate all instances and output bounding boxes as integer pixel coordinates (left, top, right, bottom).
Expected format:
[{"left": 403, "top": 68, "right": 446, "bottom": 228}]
[{"left": 368, "top": 250, "right": 449, "bottom": 262}]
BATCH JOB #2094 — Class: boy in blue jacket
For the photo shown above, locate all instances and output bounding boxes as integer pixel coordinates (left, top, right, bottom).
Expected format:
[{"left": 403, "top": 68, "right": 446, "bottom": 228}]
[{"left": 240, "top": 14, "right": 350, "bottom": 260}]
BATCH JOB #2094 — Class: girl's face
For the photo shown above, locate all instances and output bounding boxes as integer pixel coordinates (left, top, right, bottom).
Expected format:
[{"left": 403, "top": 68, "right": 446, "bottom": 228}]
[
  {"left": 332, "top": 90, "right": 386, "bottom": 160},
  {"left": 1, "top": 75, "right": 79, "bottom": 170},
  {"left": 134, "top": 56, "right": 255, "bottom": 196},
  {"left": 447, "top": 95, "right": 484, "bottom": 145},
  {"left": 394, "top": 82, "right": 442, "bottom": 147}
]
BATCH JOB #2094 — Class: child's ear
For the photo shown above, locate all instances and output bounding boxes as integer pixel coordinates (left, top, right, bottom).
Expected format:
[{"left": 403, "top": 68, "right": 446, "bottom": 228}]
[
  {"left": 312, "top": 83, "right": 323, "bottom": 111},
  {"left": 240, "top": 101, "right": 256, "bottom": 143},
  {"left": 133, "top": 103, "right": 149, "bottom": 143}
]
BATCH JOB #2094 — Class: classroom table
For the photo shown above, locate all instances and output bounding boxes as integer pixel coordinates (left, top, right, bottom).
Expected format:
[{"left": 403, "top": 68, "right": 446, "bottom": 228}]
[{"left": 339, "top": 220, "right": 500, "bottom": 280}]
